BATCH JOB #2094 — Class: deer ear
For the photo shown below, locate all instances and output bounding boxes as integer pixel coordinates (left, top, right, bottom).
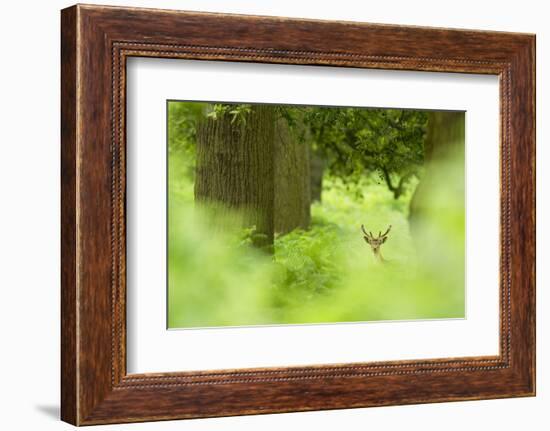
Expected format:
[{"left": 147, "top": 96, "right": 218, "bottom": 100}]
[
  {"left": 382, "top": 237, "right": 387, "bottom": 243},
  {"left": 363, "top": 236, "right": 370, "bottom": 244}
]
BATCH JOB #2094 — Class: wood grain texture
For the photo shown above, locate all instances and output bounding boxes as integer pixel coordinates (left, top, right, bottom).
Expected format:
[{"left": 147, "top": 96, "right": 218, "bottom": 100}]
[
  {"left": 60, "top": 5, "right": 78, "bottom": 425},
  {"left": 60, "top": 4, "right": 536, "bottom": 425}
]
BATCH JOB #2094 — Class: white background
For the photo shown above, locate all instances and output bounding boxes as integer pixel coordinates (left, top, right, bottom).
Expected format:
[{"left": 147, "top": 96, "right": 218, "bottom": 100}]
[
  {"left": 0, "top": 0, "right": 546, "bottom": 430},
  {"left": 127, "top": 59, "right": 500, "bottom": 373}
]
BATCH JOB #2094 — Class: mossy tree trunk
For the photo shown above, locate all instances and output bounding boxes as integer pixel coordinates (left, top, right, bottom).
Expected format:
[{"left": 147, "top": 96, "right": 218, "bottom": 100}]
[
  {"left": 195, "top": 105, "right": 276, "bottom": 249},
  {"left": 195, "top": 105, "right": 312, "bottom": 249},
  {"left": 274, "top": 116, "right": 311, "bottom": 234}
]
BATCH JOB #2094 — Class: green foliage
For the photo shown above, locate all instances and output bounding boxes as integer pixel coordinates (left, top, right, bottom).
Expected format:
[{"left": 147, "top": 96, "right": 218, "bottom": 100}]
[
  {"left": 206, "top": 103, "right": 253, "bottom": 125},
  {"left": 169, "top": 102, "right": 427, "bottom": 198},
  {"left": 168, "top": 203, "right": 276, "bottom": 327},
  {"left": 166, "top": 101, "right": 464, "bottom": 328},
  {"left": 167, "top": 101, "right": 206, "bottom": 186},
  {"left": 303, "top": 107, "right": 427, "bottom": 198},
  {"left": 167, "top": 101, "right": 205, "bottom": 154},
  {"left": 168, "top": 171, "right": 465, "bottom": 328}
]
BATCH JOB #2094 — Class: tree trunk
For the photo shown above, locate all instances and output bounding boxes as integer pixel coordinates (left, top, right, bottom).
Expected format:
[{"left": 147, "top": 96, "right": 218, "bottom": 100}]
[
  {"left": 310, "top": 149, "right": 325, "bottom": 202},
  {"left": 195, "top": 105, "right": 313, "bottom": 248},
  {"left": 407, "top": 112, "right": 465, "bottom": 309},
  {"left": 195, "top": 105, "right": 276, "bottom": 249},
  {"left": 409, "top": 111, "right": 465, "bottom": 228},
  {"left": 274, "top": 115, "right": 311, "bottom": 234}
]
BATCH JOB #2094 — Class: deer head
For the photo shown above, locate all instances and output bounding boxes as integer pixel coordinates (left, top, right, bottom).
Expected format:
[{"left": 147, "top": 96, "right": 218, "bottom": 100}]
[{"left": 361, "top": 224, "right": 392, "bottom": 262}]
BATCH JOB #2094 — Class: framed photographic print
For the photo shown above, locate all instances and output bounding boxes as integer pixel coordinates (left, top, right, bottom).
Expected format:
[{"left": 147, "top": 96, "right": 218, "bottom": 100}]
[{"left": 61, "top": 4, "right": 535, "bottom": 425}]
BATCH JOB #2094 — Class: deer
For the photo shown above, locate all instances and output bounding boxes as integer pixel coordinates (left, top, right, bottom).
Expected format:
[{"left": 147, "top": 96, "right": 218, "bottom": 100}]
[{"left": 361, "top": 224, "right": 392, "bottom": 263}]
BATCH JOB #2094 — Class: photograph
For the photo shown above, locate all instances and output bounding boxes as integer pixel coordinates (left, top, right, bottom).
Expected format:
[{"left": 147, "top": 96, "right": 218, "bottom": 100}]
[
  {"left": 167, "top": 101, "right": 466, "bottom": 328},
  {"left": 51, "top": 2, "right": 536, "bottom": 426}
]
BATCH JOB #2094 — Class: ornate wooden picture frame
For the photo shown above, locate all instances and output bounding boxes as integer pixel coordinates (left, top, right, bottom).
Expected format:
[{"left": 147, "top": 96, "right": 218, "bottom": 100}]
[{"left": 61, "top": 4, "right": 535, "bottom": 425}]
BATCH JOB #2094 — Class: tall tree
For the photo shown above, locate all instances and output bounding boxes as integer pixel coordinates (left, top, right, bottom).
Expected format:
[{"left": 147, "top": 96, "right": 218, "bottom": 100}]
[
  {"left": 194, "top": 104, "right": 313, "bottom": 249},
  {"left": 195, "top": 105, "right": 276, "bottom": 249}
]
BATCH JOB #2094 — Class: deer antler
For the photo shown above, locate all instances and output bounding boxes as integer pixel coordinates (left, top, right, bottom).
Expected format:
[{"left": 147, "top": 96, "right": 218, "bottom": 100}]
[
  {"left": 380, "top": 225, "right": 392, "bottom": 239},
  {"left": 361, "top": 224, "right": 373, "bottom": 240},
  {"left": 361, "top": 224, "right": 392, "bottom": 240}
]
